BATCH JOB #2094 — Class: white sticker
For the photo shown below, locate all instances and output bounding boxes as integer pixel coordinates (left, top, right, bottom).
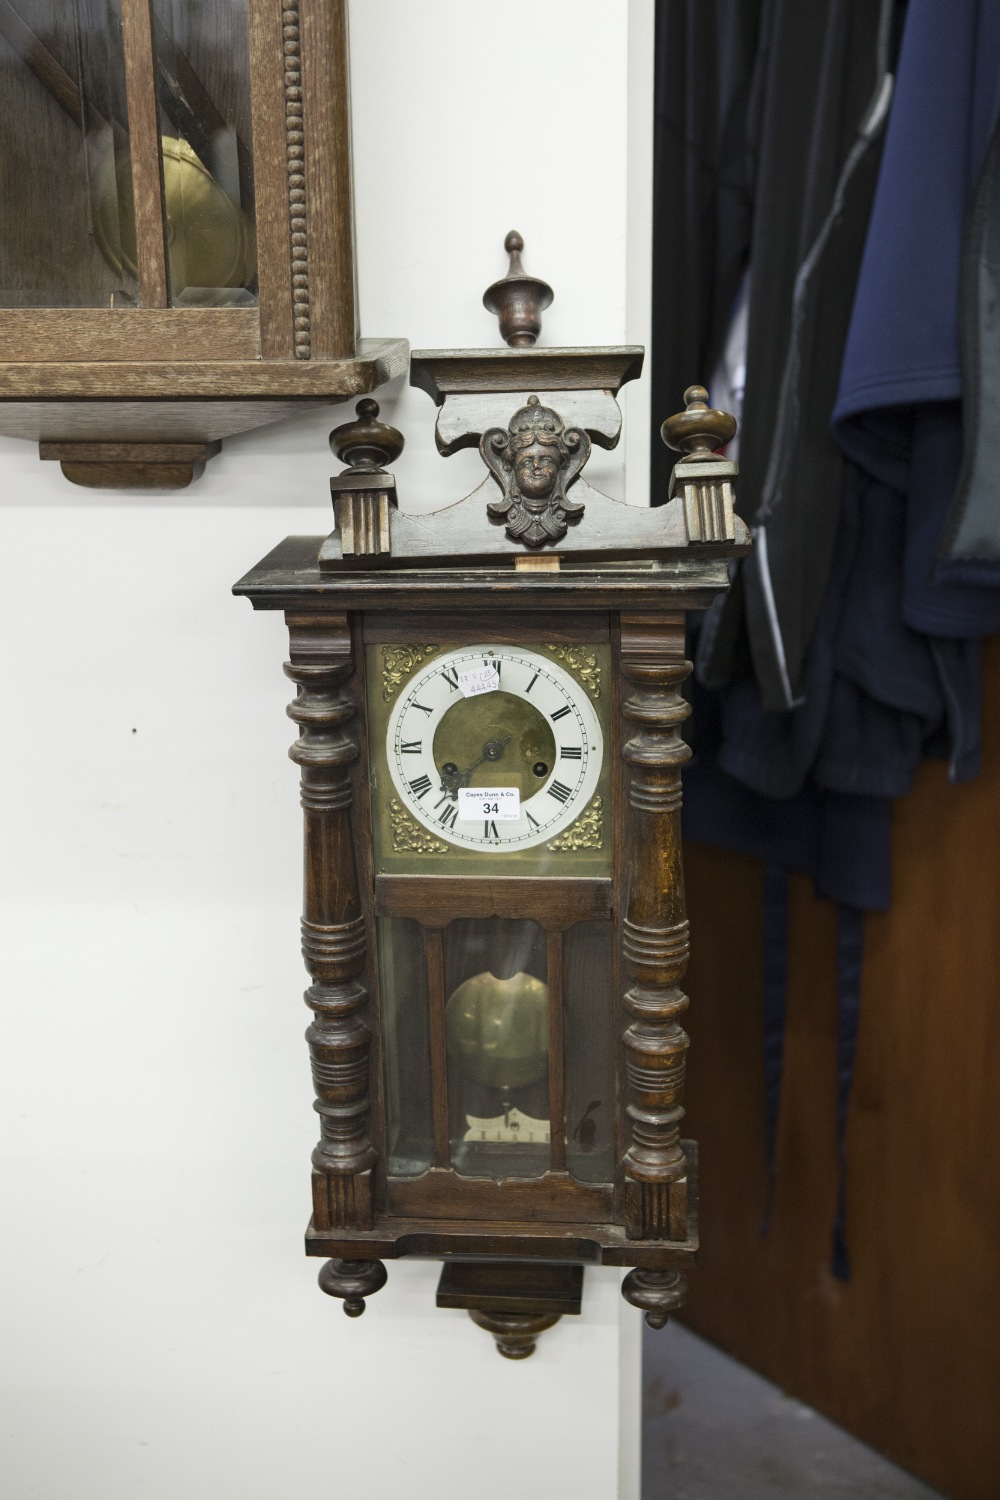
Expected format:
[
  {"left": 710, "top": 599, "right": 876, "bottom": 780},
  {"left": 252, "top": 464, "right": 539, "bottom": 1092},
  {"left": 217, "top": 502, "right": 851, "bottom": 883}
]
[
  {"left": 458, "top": 663, "right": 500, "bottom": 697},
  {"left": 458, "top": 786, "right": 521, "bottom": 821},
  {"left": 463, "top": 1108, "right": 551, "bottom": 1144}
]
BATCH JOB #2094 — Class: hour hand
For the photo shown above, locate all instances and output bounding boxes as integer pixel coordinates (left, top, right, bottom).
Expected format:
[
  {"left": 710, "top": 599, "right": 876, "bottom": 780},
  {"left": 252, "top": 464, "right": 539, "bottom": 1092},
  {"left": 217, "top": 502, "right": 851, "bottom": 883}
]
[{"left": 438, "top": 735, "right": 511, "bottom": 797}]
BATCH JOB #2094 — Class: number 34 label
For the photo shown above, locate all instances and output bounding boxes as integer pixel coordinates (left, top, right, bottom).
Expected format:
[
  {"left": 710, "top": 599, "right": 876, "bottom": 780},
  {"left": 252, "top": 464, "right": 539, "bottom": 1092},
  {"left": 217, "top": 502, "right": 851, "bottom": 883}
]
[{"left": 458, "top": 787, "right": 521, "bottom": 821}]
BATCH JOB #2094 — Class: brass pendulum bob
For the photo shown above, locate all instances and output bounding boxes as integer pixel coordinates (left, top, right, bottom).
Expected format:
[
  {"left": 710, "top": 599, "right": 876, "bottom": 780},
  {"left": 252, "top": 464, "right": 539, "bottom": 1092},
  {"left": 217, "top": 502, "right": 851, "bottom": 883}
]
[
  {"left": 90, "top": 135, "right": 256, "bottom": 303},
  {"left": 445, "top": 969, "right": 549, "bottom": 1092}
]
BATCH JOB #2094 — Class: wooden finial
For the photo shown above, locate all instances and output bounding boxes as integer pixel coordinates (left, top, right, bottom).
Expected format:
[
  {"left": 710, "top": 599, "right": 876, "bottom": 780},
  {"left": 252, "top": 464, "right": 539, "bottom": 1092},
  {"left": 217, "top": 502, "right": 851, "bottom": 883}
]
[
  {"left": 504, "top": 229, "right": 526, "bottom": 272},
  {"left": 660, "top": 384, "right": 737, "bottom": 459},
  {"left": 326, "top": 399, "right": 404, "bottom": 561},
  {"left": 483, "top": 231, "right": 554, "bottom": 347},
  {"left": 329, "top": 398, "right": 404, "bottom": 471}
]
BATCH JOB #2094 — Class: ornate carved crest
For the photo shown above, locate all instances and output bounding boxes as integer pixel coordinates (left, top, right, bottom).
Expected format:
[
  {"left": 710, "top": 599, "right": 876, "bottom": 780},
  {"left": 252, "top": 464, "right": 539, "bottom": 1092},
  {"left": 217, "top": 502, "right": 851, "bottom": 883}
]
[{"left": 480, "top": 394, "right": 591, "bottom": 548}]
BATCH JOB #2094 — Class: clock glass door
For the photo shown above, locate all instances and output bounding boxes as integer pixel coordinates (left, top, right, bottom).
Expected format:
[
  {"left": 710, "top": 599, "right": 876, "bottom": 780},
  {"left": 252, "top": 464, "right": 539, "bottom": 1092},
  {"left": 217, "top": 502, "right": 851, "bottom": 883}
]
[
  {"left": 0, "top": 0, "right": 138, "bottom": 307},
  {"left": 0, "top": 0, "right": 255, "bottom": 310},
  {"left": 148, "top": 0, "right": 257, "bottom": 306},
  {"left": 378, "top": 915, "right": 615, "bottom": 1188},
  {"left": 369, "top": 634, "right": 616, "bottom": 1210},
  {"left": 443, "top": 917, "right": 551, "bottom": 1181}
]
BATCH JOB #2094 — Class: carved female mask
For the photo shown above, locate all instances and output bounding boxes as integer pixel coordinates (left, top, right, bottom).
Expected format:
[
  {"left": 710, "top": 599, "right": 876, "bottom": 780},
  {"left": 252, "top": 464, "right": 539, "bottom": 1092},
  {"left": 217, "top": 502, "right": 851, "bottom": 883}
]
[{"left": 480, "top": 394, "right": 591, "bottom": 547}]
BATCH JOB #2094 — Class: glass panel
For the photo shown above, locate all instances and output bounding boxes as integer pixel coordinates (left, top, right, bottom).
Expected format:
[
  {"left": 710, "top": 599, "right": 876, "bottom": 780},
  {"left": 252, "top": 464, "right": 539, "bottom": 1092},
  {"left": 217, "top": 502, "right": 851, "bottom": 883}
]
[
  {"left": 444, "top": 918, "right": 550, "bottom": 1181},
  {"left": 378, "top": 918, "right": 434, "bottom": 1178},
  {"left": 0, "top": 0, "right": 137, "bottom": 306},
  {"left": 150, "top": 0, "right": 256, "bottom": 306},
  {"left": 564, "top": 920, "right": 615, "bottom": 1183},
  {"left": 379, "top": 914, "right": 615, "bottom": 1187}
]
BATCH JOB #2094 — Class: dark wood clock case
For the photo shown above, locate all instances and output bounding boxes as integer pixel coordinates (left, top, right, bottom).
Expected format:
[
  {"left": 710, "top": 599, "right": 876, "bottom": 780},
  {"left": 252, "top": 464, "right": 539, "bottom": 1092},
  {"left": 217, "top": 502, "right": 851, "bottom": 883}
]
[{"left": 234, "top": 238, "right": 749, "bottom": 1358}]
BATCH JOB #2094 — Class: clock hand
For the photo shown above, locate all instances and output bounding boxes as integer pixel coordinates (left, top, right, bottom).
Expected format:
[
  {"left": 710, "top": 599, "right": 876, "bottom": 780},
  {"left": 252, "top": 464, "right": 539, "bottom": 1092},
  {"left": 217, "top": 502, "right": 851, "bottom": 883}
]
[
  {"left": 480, "top": 733, "right": 512, "bottom": 764},
  {"left": 439, "top": 735, "right": 512, "bottom": 797}
]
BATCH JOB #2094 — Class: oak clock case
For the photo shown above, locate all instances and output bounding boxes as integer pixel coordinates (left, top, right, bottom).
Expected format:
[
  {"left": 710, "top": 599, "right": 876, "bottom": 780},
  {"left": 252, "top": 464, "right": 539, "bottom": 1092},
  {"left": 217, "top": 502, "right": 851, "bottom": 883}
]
[
  {"left": 234, "top": 235, "right": 749, "bottom": 1359},
  {"left": 0, "top": 0, "right": 406, "bottom": 487}
]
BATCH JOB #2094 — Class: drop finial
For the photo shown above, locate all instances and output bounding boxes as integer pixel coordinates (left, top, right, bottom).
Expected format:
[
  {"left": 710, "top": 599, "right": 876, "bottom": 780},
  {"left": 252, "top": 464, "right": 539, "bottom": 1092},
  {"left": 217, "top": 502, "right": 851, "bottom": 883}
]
[{"left": 483, "top": 231, "right": 554, "bottom": 348}]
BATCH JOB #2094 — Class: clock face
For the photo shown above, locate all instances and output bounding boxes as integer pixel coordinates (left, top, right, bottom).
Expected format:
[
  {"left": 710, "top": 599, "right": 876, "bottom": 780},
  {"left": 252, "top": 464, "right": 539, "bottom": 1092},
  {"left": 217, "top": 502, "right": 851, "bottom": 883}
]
[{"left": 385, "top": 645, "right": 603, "bottom": 851}]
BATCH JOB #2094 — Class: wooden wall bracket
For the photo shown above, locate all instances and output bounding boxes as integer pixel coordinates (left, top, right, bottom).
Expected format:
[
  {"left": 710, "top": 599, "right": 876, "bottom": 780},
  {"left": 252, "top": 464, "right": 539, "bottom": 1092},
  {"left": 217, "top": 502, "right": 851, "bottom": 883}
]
[{"left": 39, "top": 440, "right": 221, "bottom": 489}]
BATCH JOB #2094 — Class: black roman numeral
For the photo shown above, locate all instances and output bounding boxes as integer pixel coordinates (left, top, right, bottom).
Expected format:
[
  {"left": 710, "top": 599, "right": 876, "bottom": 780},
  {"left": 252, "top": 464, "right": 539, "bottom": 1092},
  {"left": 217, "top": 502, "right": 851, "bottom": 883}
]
[
  {"left": 409, "top": 774, "right": 432, "bottom": 799},
  {"left": 526, "top": 671, "right": 539, "bottom": 693},
  {"left": 550, "top": 705, "right": 571, "bottom": 721},
  {"left": 400, "top": 740, "right": 422, "bottom": 754},
  {"left": 438, "top": 803, "right": 458, "bottom": 829},
  {"left": 548, "top": 780, "right": 571, "bottom": 803},
  {"left": 526, "top": 810, "right": 540, "bottom": 829},
  {"left": 412, "top": 701, "right": 433, "bottom": 716},
  {"left": 484, "top": 657, "right": 501, "bottom": 681},
  {"left": 441, "top": 667, "right": 459, "bottom": 691},
  {"left": 560, "top": 746, "right": 582, "bottom": 759},
  {"left": 484, "top": 820, "right": 499, "bottom": 840}
]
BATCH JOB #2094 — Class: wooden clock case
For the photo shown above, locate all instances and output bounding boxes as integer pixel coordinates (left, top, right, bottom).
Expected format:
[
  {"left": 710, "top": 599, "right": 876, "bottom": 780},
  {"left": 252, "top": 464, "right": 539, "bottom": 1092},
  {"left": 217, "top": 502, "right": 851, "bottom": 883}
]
[{"left": 234, "top": 239, "right": 748, "bottom": 1357}]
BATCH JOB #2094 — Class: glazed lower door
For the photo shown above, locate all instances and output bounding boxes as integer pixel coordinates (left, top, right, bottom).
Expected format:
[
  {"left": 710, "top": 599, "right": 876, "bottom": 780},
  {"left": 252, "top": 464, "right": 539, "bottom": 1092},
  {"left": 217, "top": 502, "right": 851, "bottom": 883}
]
[{"left": 378, "top": 912, "right": 615, "bottom": 1218}]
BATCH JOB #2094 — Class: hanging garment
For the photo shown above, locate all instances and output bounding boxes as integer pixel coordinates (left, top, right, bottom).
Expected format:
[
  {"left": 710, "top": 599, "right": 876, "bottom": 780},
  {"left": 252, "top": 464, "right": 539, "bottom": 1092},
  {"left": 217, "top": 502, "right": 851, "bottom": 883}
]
[
  {"left": 834, "top": 0, "right": 1000, "bottom": 653},
  {"left": 650, "top": 0, "right": 761, "bottom": 507},
  {"left": 675, "top": 0, "right": 1000, "bottom": 1277},
  {"left": 943, "top": 115, "right": 1000, "bottom": 574},
  {"left": 689, "top": 0, "right": 899, "bottom": 708}
]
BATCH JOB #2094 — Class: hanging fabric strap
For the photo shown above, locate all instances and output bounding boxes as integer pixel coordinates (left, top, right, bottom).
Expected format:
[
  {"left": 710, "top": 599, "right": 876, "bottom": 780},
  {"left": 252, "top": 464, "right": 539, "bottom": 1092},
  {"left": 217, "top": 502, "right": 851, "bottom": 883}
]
[
  {"left": 758, "top": 871, "right": 866, "bottom": 1281},
  {"left": 760, "top": 864, "right": 791, "bottom": 1233},
  {"left": 831, "top": 902, "right": 866, "bottom": 1280}
]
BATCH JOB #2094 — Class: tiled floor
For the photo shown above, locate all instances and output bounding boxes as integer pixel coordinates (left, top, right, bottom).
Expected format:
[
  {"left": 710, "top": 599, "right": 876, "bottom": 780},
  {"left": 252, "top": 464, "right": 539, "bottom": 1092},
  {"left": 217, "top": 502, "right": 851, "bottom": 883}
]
[{"left": 643, "top": 1323, "right": 947, "bottom": 1499}]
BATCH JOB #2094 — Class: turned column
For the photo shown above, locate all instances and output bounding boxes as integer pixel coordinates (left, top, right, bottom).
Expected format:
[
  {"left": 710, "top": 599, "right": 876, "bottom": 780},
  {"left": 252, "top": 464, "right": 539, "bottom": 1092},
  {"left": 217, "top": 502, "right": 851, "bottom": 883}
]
[
  {"left": 284, "top": 611, "right": 384, "bottom": 1314},
  {"left": 619, "top": 613, "right": 692, "bottom": 1327}
]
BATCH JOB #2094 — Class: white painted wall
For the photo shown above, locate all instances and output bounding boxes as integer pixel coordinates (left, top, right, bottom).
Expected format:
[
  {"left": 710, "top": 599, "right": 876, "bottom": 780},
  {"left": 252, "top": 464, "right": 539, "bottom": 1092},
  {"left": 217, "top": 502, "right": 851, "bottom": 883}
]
[{"left": 0, "top": 4, "right": 653, "bottom": 1497}]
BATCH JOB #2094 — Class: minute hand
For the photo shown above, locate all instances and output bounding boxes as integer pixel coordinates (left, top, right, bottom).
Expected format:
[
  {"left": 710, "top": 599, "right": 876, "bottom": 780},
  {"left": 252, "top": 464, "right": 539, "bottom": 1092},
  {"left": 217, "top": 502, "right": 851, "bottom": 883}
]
[{"left": 439, "top": 735, "right": 512, "bottom": 797}]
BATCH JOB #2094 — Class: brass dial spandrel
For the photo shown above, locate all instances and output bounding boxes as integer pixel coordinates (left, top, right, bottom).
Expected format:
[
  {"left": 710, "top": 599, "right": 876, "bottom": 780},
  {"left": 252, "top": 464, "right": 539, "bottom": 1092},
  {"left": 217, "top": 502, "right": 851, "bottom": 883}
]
[{"left": 381, "top": 644, "right": 438, "bottom": 702}]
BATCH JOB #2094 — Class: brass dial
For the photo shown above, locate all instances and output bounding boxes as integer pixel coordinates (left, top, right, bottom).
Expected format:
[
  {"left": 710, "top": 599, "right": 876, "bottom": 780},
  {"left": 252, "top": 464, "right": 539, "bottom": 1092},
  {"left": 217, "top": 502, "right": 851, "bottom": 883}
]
[
  {"left": 385, "top": 645, "right": 603, "bottom": 850},
  {"left": 433, "top": 691, "right": 556, "bottom": 801}
]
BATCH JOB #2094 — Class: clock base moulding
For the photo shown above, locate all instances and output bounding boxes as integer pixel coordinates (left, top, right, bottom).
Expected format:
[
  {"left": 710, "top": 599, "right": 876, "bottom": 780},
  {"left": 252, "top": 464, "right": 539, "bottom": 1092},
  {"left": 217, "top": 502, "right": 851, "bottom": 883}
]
[{"left": 311, "top": 1142, "right": 699, "bottom": 1350}]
